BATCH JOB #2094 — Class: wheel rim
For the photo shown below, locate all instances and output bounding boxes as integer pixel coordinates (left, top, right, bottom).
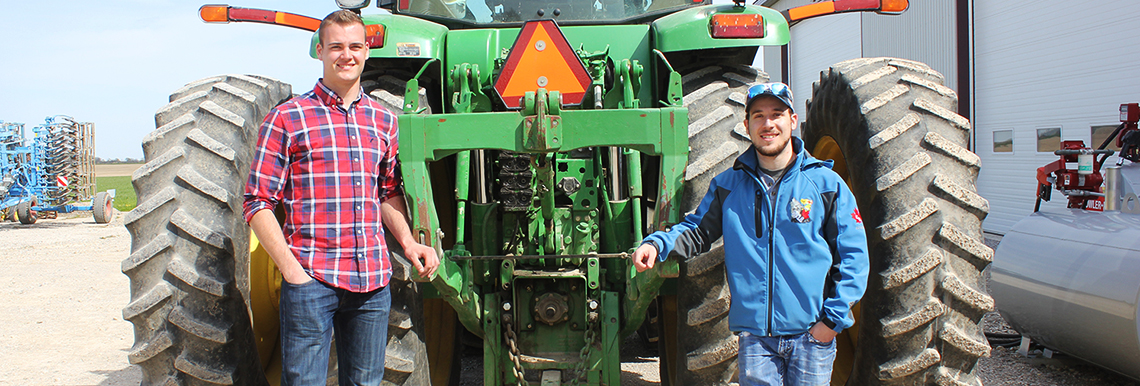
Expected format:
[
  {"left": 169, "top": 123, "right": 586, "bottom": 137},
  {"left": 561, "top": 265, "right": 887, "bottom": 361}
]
[
  {"left": 249, "top": 234, "right": 283, "bottom": 384},
  {"left": 424, "top": 298, "right": 460, "bottom": 385},
  {"left": 810, "top": 135, "right": 860, "bottom": 386},
  {"left": 811, "top": 136, "right": 849, "bottom": 182}
]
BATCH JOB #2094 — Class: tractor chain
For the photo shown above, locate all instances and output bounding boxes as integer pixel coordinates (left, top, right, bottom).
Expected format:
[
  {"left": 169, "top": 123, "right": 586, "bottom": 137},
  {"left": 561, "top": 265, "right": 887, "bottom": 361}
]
[
  {"left": 571, "top": 299, "right": 600, "bottom": 386},
  {"left": 503, "top": 314, "right": 527, "bottom": 386}
]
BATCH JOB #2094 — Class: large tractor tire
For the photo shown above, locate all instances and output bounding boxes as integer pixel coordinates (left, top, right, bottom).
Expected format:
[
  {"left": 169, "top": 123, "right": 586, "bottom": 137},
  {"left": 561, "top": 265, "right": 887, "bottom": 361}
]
[
  {"left": 123, "top": 74, "right": 291, "bottom": 385},
  {"left": 124, "top": 71, "right": 454, "bottom": 386},
  {"left": 363, "top": 68, "right": 461, "bottom": 386},
  {"left": 802, "top": 57, "right": 992, "bottom": 386},
  {"left": 659, "top": 64, "right": 765, "bottom": 386}
]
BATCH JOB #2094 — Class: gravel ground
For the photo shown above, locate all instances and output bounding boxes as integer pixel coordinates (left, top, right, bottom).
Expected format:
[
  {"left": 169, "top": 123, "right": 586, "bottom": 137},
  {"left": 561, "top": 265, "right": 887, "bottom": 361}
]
[
  {"left": 2, "top": 215, "right": 1137, "bottom": 385},
  {"left": 0, "top": 213, "right": 142, "bottom": 386}
]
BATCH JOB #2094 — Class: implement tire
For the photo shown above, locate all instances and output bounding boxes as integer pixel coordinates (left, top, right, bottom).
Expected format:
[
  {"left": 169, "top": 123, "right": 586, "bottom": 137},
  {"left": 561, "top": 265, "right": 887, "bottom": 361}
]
[
  {"left": 122, "top": 74, "right": 291, "bottom": 385},
  {"left": 660, "top": 64, "right": 766, "bottom": 386},
  {"left": 17, "top": 199, "right": 36, "bottom": 224},
  {"left": 93, "top": 191, "right": 113, "bottom": 224},
  {"left": 802, "top": 57, "right": 992, "bottom": 386}
]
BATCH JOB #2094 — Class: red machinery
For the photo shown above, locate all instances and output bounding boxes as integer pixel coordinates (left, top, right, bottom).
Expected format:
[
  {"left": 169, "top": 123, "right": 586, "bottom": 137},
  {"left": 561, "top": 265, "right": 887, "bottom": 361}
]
[
  {"left": 1035, "top": 103, "right": 1140, "bottom": 211},
  {"left": 993, "top": 103, "right": 1140, "bottom": 381}
]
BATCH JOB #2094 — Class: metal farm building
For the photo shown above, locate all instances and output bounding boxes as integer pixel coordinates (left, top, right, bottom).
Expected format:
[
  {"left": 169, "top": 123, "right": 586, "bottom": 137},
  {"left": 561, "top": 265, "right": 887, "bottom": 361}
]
[{"left": 756, "top": 0, "right": 1140, "bottom": 234}]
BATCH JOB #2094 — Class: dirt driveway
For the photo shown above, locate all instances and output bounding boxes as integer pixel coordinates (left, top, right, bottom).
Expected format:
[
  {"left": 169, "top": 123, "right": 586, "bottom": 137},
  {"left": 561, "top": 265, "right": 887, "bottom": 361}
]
[
  {"left": 0, "top": 211, "right": 660, "bottom": 386},
  {"left": 0, "top": 213, "right": 140, "bottom": 386}
]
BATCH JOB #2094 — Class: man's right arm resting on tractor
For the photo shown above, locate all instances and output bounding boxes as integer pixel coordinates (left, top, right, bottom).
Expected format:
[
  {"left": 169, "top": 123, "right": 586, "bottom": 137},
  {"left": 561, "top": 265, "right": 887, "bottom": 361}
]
[{"left": 633, "top": 178, "right": 726, "bottom": 271}]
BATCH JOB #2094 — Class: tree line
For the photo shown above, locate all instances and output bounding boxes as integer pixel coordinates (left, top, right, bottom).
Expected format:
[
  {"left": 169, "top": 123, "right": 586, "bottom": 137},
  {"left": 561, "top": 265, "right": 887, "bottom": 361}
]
[{"left": 95, "top": 157, "right": 143, "bottom": 164}]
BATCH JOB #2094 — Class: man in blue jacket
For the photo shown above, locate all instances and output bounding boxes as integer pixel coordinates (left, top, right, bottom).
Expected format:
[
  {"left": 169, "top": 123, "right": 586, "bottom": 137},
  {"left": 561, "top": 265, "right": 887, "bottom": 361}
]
[{"left": 633, "top": 82, "right": 868, "bottom": 385}]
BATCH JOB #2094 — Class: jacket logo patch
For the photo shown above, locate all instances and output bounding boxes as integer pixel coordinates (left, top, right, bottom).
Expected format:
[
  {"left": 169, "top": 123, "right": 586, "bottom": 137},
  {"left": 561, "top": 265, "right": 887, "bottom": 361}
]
[
  {"left": 852, "top": 208, "right": 863, "bottom": 224},
  {"left": 790, "top": 198, "right": 812, "bottom": 223}
]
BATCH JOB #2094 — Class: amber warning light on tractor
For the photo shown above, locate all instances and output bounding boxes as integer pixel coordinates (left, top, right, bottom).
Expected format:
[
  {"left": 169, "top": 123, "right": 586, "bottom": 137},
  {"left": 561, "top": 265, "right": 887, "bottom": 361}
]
[
  {"left": 783, "top": 0, "right": 909, "bottom": 23},
  {"left": 365, "top": 24, "right": 385, "bottom": 48},
  {"left": 199, "top": 5, "right": 384, "bottom": 48},
  {"left": 710, "top": 14, "right": 764, "bottom": 38},
  {"left": 199, "top": 5, "right": 322, "bottom": 32},
  {"left": 494, "top": 20, "right": 593, "bottom": 109}
]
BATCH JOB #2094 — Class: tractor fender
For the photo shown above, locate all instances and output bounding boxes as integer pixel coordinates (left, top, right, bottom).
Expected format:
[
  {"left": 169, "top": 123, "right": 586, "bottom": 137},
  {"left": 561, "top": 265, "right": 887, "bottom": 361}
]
[
  {"left": 307, "top": 14, "right": 448, "bottom": 61},
  {"left": 651, "top": 4, "right": 789, "bottom": 54}
]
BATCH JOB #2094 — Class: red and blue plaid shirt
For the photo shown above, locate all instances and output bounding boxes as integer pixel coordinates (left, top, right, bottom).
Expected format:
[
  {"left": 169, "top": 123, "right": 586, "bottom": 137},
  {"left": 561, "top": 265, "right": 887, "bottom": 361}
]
[{"left": 243, "top": 81, "right": 401, "bottom": 292}]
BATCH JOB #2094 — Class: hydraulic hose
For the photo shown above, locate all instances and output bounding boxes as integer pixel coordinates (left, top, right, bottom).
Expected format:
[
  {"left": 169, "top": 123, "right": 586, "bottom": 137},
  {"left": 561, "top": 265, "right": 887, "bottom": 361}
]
[{"left": 1097, "top": 122, "right": 1126, "bottom": 165}]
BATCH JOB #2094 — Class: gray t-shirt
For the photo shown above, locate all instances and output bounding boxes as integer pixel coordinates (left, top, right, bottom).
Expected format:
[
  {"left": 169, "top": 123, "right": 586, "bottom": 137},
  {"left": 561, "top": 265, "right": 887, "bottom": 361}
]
[{"left": 758, "top": 166, "right": 787, "bottom": 199}]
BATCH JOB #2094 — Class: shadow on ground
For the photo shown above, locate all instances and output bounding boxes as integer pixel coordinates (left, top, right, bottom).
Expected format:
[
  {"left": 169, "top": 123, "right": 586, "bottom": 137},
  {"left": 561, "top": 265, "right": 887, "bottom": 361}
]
[
  {"left": 93, "top": 364, "right": 142, "bottom": 386},
  {"left": 458, "top": 330, "right": 663, "bottom": 385}
]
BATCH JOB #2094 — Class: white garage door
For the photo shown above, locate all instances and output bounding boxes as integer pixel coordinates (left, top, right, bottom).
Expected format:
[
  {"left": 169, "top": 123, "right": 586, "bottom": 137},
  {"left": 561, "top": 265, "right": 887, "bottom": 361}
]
[{"left": 974, "top": 1, "right": 1140, "bottom": 234}]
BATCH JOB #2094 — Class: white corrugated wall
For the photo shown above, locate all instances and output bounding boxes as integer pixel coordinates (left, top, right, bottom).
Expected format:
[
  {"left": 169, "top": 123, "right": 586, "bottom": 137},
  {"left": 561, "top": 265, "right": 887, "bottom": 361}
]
[
  {"left": 861, "top": 1, "right": 958, "bottom": 95},
  {"left": 760, "top": 0, "right": 963, "bottom": 179},
  {"left": 974, "top": 1, "right": 1140, "bottom": 234},
  {"left": 789, "top": 13, "right": 863, "bottom": 122}
]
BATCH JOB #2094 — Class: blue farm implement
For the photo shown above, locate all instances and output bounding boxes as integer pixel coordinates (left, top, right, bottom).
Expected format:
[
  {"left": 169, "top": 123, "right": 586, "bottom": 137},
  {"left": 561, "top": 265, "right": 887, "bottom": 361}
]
[{"left": 0, "top": 116, "right": 114, "bottom": 224}]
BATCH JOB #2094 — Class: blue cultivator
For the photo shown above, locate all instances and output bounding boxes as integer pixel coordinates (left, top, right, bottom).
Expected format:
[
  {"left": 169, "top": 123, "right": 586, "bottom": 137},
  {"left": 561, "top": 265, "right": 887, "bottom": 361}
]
[{"left": 0, "top": 116, "right": 114, "bottom": 224}]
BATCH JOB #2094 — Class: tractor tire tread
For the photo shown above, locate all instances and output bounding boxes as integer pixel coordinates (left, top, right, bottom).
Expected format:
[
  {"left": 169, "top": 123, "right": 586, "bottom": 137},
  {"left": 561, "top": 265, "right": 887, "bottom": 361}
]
[
  {"left": 124, "top": 75, "right": 290, "bottom": 386},
  {"left": 363, "top": 72, "right": 435, "bottom": 386},
  {"left": 803, "top": 57, "right": 990, "bottom": 385},
  {"left": 128, "top": 329, "right": 174, "bottom": 365},
  {"left": 666, "top": 64, "right": 766, "bottom": 386},
  {"left": 123, "top": 282, "right": 174, "bottom": 321}
]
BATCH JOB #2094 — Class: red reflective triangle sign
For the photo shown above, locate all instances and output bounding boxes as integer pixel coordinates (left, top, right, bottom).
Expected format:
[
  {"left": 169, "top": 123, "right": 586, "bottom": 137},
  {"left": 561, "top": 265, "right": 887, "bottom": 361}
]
[{"left": 494, "top": 20, "right": 593, "bottom": 109}]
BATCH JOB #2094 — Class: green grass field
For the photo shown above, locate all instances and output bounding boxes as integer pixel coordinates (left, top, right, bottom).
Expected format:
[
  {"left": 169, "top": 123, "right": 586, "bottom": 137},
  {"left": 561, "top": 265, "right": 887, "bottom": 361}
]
[{"left": 96, "top": 176, "right": 136, "bottom": 212}]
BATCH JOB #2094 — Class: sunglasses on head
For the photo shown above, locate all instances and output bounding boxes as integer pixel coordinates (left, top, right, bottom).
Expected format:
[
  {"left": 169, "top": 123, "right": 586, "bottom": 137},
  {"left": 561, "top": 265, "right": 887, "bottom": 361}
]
[{"left": 747, "top": 82, "right": 792, "bottom": 101}]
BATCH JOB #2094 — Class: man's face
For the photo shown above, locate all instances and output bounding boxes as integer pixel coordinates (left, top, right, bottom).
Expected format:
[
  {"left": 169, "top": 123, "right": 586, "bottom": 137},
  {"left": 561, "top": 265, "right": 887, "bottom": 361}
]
[
  {"left": 316, "top": 23, "right": 368, "bottom": 88},
  {"left": 745, "top": 96, "right": 797, "bottom": 158}
]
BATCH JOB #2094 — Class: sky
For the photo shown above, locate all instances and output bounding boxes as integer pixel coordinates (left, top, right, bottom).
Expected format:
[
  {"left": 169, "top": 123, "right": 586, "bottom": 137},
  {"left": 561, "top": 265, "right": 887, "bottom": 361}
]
[
  {"left": 1, "top": 0, "right": 749, "bottom": 160},
  {"left": 0, "top": 1, "right": 344, "bottom": 160}
]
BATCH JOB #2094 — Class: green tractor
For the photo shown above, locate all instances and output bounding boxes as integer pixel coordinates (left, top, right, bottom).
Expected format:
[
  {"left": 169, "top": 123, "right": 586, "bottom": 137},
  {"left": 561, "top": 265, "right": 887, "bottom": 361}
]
[{"left": 123, "top": 0, "right": 992, "bottom": 385}]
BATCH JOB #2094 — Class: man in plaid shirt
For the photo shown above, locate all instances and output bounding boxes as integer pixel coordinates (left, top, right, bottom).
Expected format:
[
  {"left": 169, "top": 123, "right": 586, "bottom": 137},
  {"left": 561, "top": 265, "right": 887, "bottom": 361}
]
[{"left": 243, "top": 10, "right": 438, "bottom": 385}]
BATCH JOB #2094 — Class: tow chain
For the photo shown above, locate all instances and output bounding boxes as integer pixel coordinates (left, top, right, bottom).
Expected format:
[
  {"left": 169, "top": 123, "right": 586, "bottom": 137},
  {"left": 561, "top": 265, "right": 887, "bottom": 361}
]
[
  {"left": 502, "top": 297, "right": 600, "bottom": 386},
  {"left": 503, "top": 314, "right": 527, "bottom": 386},
  {"left": 571, "top": 299, "right": 600, "bottom": 385}
]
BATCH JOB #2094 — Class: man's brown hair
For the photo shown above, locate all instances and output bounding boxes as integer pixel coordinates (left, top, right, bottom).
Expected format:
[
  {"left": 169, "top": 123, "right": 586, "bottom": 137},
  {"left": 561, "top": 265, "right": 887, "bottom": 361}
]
[{"left": 318, "top": 10, "right": 365, "bottom": 44}]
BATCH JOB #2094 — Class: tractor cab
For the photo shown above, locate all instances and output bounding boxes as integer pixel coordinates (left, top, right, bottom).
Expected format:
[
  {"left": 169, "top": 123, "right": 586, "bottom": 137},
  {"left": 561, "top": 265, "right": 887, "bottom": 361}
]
[{"left": 390, "top": 0, "right": 707, "bottom": 25}]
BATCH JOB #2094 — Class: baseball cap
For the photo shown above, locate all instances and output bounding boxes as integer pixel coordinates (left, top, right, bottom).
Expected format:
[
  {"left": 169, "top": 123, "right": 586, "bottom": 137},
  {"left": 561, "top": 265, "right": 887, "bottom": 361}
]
[{"left": 745, "top": 82, "right": 794, "bottom": 113}]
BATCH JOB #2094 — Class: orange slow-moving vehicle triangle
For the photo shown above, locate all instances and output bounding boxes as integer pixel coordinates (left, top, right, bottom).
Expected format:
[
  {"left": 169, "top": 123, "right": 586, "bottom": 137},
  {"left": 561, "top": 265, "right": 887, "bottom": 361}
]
[{"left": 494, "top": 20, "right": 592, "bottom": 109}]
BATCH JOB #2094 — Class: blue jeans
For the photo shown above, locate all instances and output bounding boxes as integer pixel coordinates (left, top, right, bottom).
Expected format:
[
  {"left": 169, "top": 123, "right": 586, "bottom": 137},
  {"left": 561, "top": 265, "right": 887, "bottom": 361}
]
[
  {"left": 738, "top": 331, "right": 837, "bottom": 386},
  {"left": 279, "top": 279, "right": 391, "bottom": 386}
]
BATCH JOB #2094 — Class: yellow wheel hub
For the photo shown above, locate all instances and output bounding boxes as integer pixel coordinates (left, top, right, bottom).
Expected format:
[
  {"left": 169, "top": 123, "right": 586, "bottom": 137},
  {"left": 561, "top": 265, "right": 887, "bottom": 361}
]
[
  {"left": 810, "top": 135, "right": 861, "bottom": 386},
  {"left": 249, "top": 234, "right": 284, "bottom": 385}
]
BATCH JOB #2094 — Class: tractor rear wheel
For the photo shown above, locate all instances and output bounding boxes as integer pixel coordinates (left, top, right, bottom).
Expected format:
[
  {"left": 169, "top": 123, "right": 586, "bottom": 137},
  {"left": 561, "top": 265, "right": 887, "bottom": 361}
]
[
  {"left": 123, "top": 74, "right": 291, "bottom": 385},
  {"left": 802, "top": 57, "right": 992, "bottom": 385},
  {"left": 125, "top": 72, "right": 453, "bottom": 386},
  {"left": 362, "top": 68, "right": 462, "bottom": 386},
  {"left": 17, "top": 200, "right": 36, "bottom": 224},
  {"left": 659, "top": 64, "right": 766, "bottom": 386}
]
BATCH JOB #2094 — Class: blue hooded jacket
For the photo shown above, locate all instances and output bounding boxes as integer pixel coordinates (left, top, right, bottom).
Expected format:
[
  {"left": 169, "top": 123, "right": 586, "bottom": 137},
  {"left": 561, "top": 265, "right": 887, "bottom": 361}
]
[{"left": 645, "top": 137, "right": 869, "bottom": 336}]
